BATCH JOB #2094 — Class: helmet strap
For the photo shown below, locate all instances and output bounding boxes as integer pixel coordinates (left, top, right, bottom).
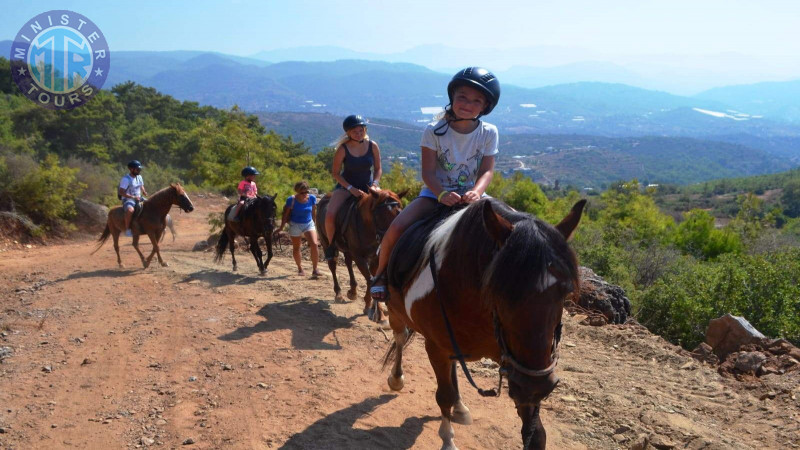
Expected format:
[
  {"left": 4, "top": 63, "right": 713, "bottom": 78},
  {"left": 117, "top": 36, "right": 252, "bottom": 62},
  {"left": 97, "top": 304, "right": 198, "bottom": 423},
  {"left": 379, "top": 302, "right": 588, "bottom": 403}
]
[{"left": 433, "top": 105, "right": 481, "bottom": 136}]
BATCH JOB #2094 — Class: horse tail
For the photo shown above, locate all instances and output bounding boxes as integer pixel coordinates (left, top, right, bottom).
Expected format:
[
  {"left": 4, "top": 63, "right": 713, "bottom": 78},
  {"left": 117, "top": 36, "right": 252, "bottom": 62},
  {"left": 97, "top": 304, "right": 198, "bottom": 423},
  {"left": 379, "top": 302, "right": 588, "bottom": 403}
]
[
  {"left": 91, "top": 224, "right": 111, "bottom": 255},
  {"left": 381, "top": 329, "right": 415, "bottom": 370},
  {"left": 214, "top": 227, "right": 229, "bottom": 263}
]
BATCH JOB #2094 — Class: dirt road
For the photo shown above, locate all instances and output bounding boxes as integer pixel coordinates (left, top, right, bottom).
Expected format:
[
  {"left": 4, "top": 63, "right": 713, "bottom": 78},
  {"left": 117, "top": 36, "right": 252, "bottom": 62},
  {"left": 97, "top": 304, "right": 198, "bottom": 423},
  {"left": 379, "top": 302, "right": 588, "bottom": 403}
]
[{"left": 1, "top": 195, "right": 798, "bottom": 449}]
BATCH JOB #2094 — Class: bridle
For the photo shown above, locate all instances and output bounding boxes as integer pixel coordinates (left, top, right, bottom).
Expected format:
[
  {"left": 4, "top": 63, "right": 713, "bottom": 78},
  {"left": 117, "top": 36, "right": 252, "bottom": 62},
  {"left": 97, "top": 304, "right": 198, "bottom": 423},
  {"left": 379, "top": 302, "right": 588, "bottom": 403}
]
[
  {"left": 429, "top": 247, "right": 563, "bottom": 399},
  {"left": 371, "top": 198, "right": 401, "bottom": 242}
]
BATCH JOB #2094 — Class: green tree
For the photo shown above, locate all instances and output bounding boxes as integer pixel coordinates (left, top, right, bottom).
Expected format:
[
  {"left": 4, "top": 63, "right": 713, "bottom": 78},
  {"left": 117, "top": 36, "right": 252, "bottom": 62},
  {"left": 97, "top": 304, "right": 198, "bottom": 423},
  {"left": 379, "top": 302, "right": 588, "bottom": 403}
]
[{"left": 672, "top": 209, "right": 742, "bottom": 259}]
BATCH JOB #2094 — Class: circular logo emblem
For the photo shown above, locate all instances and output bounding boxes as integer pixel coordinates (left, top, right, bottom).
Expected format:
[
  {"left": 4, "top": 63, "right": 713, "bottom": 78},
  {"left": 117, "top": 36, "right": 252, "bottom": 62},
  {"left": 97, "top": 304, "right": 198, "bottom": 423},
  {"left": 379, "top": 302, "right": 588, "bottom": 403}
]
[{"left": 10, "top": 10, "right": 110, "bottom": 110}]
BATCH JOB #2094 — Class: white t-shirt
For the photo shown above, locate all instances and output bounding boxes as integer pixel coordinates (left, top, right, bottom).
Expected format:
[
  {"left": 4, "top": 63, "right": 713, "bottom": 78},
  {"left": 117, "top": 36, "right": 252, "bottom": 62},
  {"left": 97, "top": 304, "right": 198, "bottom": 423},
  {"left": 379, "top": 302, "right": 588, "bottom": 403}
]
[
  {"left": 119, "top": 174, "right": 144, "bottom": 198},
  {"left": 420, "top": 119, "right": 499, "bottom": 192}
]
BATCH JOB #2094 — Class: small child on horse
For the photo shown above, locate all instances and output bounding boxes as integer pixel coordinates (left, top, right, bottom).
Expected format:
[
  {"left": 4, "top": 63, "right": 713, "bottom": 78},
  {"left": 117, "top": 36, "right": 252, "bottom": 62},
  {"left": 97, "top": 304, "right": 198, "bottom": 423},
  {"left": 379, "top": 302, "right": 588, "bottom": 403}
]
[
  {"left": 276, "top": 180, "right": 321, "bottom": 278},
  {"left": 369, "top": 67, "right": 501, "bottom": 300},
  {"left": 119, "top": 160, "right": 149, "bottom": 237},
  {"left": 232, "top": 166, "right": 259, "bottom": 221},
  {"left": 323, "top": 114, "right": 383, "bottom": 261}
]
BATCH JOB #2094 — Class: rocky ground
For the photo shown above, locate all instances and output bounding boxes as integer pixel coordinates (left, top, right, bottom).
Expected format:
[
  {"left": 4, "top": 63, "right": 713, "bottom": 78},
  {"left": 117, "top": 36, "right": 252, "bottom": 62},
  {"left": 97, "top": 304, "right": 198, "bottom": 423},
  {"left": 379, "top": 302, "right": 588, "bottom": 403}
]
[{"left": 0, "top": 194, "right": 798, "bottom": 449}]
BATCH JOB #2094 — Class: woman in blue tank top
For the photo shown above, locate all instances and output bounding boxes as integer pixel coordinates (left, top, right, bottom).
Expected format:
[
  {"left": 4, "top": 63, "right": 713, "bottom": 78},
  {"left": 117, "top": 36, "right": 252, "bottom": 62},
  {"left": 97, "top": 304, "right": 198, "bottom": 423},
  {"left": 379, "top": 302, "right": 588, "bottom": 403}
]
[{"left": 323, "top": 114, "right": 383, "bottom": 260}]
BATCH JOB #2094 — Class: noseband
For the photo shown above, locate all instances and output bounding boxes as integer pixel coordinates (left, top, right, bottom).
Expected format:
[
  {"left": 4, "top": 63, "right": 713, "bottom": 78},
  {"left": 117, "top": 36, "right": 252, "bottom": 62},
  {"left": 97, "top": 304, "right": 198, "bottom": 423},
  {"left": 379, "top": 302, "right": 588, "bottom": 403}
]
[
  {"left": 372, "top": 199, "right": 400, "bottom": 242},
  {"left": 429, "top": 247, "right": 562, "bottom": 398}
]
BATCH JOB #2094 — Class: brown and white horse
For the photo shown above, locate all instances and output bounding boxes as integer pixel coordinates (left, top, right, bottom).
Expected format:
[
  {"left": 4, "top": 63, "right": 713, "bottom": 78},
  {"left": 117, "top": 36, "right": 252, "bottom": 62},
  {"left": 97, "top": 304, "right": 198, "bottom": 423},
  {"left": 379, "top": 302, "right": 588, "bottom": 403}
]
[
  {"left": 384, "top": 198, "right": 585, "bottom": 450},
  {"left": 94, "top": 183, "right": 194, "bottom": 268}
]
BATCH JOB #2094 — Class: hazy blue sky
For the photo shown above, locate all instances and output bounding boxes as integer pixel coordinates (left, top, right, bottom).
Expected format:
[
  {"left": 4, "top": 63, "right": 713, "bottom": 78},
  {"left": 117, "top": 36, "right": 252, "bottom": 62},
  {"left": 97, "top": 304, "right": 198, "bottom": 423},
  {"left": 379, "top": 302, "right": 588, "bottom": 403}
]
[{"left": 2, "top": 0, "right": 799, "bottom": 57}]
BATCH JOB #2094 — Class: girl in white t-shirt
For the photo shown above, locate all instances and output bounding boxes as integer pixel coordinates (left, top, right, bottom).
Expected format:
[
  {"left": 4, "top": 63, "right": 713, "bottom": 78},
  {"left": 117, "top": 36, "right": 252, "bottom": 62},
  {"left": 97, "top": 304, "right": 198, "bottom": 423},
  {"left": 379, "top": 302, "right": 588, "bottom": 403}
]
[{"left": 370, "top": 67, "right": 501, "bottom": 300}]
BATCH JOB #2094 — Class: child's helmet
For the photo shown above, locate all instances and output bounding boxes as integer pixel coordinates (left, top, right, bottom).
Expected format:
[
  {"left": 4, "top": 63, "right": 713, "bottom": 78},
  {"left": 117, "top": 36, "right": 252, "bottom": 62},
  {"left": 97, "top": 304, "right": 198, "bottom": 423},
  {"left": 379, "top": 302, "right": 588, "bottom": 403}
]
[
  {"left": 343, "top": 115, "right": 367, "bottom": 131},
  {"left": 447, "top": 67, "right": 501, "bottom": 115},
  {"left": 127, "top": 160, "right": 142, "bottom": 169},
  {"left": 241, "top": 166, "right": 260, "bottom": 176}
]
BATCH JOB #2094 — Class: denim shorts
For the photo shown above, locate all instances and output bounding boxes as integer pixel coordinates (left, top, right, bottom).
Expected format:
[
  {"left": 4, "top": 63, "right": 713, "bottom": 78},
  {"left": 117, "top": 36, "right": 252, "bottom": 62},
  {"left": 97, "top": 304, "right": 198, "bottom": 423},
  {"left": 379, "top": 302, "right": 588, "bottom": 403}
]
[
  {"left": 122, "top": 199, "right": 137, "bottom": 209},
  {"left": 288, "top": 220, "right": 316, "bottom": 237}
]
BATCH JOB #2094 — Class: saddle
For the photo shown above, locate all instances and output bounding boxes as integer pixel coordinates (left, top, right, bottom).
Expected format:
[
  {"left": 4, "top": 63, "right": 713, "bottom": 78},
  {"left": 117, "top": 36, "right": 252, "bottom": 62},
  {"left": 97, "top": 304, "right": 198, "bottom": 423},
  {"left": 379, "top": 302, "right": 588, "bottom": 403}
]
[
  {"left": 132, "top": 200, "right": 144, "bottom": 221},
  {"left": 318, "top": 195, "right": 359, "bottom": 249},
  {"left": 387, "top": 204, "right": 461, "bottom": 290}
]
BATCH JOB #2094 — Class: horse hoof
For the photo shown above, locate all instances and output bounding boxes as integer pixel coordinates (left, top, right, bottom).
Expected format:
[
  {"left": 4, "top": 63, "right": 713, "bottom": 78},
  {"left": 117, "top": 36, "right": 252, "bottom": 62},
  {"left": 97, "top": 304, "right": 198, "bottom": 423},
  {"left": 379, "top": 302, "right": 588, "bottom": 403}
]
[
  {"left": 346, "top": 289, "right": 358, "bottom": 301},
  {"left": 387, "top": 374, "right": 405, "bottom": 391},
  {"left": 379, "top": 319, "right": 391, "bottom": 330},
  {"left": 451, "top": 409, "right": 473, "bottom": 426},
  {"left": 161, "top": 262, "right": 169, "bottom": 267},
  {"left": 365, "top": 306, "right": 375, "bottom": 321},
  {"left": 334, "top": 293, "right": 347, "bottom": 303},
  {"left": 260, "top": 270, "right": 266, "bottom": 276},
  {"left": 232, "top": 267, "right": 238, "bottom": 272}
]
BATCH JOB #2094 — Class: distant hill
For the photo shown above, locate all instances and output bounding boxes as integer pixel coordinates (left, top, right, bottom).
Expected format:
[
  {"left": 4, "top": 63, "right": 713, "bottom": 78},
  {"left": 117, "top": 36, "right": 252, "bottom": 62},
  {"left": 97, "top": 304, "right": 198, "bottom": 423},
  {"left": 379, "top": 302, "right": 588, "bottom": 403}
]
[{"left": 695, "top": 79, "right": 800, "bottom": 124}]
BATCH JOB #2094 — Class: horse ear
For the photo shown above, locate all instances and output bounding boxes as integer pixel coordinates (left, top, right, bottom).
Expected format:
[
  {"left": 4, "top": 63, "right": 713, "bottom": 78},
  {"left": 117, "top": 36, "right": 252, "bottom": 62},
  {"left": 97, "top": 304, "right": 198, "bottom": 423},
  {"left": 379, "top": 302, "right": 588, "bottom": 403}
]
[
  {"left": 482, "top": 200, "right": 513, "bottom": 246},
  {"left": 272, "top": 193, "right": 278, "bottom": 200},
  {"left": 370, "top": 189, "right": 380, "bottom": 199},
  {"left": 555, "top": 199, "right": 587, "bottom": 241},
  {"left": 397, "top": 189, "right": 409, "bottom": 199}
]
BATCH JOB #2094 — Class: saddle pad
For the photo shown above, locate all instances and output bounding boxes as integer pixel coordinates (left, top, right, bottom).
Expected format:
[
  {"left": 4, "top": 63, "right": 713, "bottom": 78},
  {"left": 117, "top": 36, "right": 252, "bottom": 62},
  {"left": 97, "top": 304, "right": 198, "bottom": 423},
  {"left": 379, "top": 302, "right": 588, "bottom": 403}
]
[{"left": 387, "top": 205, "right": 456, "bottom": 290}]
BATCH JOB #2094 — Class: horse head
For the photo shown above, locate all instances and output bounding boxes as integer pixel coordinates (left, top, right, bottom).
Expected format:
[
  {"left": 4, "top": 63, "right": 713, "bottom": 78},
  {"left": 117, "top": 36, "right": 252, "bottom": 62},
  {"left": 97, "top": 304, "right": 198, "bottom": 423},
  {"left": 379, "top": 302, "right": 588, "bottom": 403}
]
[
  {"left": 255, "top": 193, "right": 278, "bottom": 229},
  {"left": 170, "top": 183, "right": 194, "bottom": 213},
  {"left": 361, "top": 189, "right": 405, "bottom": 241},
  {"left": 481, "top": 199, "right": 585, "bottom": 449}
]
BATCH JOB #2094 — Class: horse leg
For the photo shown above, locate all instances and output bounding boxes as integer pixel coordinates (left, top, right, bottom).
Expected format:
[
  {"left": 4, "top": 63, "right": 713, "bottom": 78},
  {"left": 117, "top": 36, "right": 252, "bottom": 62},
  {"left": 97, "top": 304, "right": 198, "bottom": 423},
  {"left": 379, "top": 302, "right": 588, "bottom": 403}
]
[
  {"left": 132, "top": 233, "right": 148, "bottom": 268},
  {"left": 343, "top": 253, "right": 358, "bottom": 300},
  {"left": 427, "top": 342, "right": 460, "bottom": 450},
  {"left": 519, "top": 404, "right": 547, "bottom": 450},
  {"left": 355, "top": 257, "right": 389, "bottom": 329},
  {"left": 228, "top": 230, "right": 237, "bottom": 272},
  {"left": 112, "top": 228, "right": 123, "bottom": 268},
  {"left": 263, "top": 230, "right": 273, "bottom": 272},
  {"left": 148, "top": 231, "right": 168, "bottom": 267},
  {"left": 250, "top": 237, "right": 264, "bottom": 275},
  {"left": 387, "top": 326, "right": 410, "bottom": 391},
  {"left": 329, "top": 257, "right": 345, "bottom": 303},
  {"left": 450, "top": 362, "right": 473, "bottom": 425}
]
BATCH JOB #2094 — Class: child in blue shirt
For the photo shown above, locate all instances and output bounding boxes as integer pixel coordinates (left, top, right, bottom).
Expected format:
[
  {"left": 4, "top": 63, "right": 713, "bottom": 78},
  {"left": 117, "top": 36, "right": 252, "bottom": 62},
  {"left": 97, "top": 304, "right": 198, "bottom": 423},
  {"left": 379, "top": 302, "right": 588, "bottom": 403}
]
[{"left": 277, "top": 180, "right": 321, "bottom": 277}]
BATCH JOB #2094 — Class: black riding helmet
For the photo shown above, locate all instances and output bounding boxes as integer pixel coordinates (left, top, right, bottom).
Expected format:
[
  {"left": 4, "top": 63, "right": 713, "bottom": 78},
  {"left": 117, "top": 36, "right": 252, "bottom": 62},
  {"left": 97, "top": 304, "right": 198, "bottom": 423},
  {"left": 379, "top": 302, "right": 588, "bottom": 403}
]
[
  {"left": 127, "top": 160, "right": 142, "bottom": 169},
  {"left": 241, "top": 166, "right": 260, "bottom": 177},
  {"left": 447, "top": 67, "right": 501, "bottom": 116},
  {"left": 342, "top": 115, "right": 367, "bottom": 131}
]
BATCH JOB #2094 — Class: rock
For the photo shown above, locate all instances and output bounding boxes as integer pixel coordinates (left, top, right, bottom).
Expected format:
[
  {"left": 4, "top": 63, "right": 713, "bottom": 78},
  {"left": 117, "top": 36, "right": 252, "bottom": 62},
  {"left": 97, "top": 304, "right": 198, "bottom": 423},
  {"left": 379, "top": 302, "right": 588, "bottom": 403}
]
[
  {"left": 0, "top": 346, "right": 12, "bottom": 361},
  {"left": 192, "top": 241, "right": 209, "bottom": 252},
  {"left": 182, "top": 437, "right": 195, "bottom": 445},
  {"left": 630, "top": 434, "right": 649, "bottom": 450},
  {"left": 614, "top": 425, "right": 631, "bottom": 434},
  {"left": 155, "top": 419, "right": 167, "bottom": 425},
  {"left": 561, "top": 395, "right": 578, "bottom": 402},
  {"left": 0, "top": 427, "right": 6, "bottom": 433},
  {"left": 569, "top": 267, "right": 631, "bottom": 324},
  {"left": 188, "top": 376, "right": 197, "bottom": 382},
  {"left": 650, "top": 434, "right": 677, "bottom": 449},
  {"left": 74, "top": 199, "right": 109, "bottom": 229},
  {"left": 734, "top": 351, "right": 767, "bottom": 374},
  {"left": 222, "top": 364, "right": 233, "bottom": 371},
  {"left": 705, "top": 314, "right": 765, "bottom": 360},
  {"left": 141, "top": 437, "right": 155, "bottom": 446},
  {"left": 690, "top": 342, "right": 719, "bottom": 365},
  {"left": 81, "top": 358, "right": 93, "bottom": 366},
  {"left": 51, "top": 424, "right": 57, "bottom": 428},
  {"left": 613, "top": 434, "right": 627, "bottom": 443},
  {"left": 42, "top": 365, "right": 52, "bottom": 373}
]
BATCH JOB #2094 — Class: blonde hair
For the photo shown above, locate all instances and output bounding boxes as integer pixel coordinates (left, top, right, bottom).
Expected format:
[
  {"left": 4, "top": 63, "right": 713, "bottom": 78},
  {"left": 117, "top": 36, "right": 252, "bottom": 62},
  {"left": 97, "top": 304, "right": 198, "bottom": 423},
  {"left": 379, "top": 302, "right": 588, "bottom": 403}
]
[{"left": 330, "top": 128, "right": 370, "bottom": 150}]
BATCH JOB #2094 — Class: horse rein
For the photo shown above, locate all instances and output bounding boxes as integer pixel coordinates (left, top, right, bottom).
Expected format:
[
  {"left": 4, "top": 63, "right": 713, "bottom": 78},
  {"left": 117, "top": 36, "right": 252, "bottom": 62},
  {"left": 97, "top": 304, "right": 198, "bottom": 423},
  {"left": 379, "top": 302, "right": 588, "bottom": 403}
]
[
  {"left": 371, "top": 199, "right": 400, "bottom": 242},
  {"left": 428, "top": 247, "right": 562, "bottom": 398}
]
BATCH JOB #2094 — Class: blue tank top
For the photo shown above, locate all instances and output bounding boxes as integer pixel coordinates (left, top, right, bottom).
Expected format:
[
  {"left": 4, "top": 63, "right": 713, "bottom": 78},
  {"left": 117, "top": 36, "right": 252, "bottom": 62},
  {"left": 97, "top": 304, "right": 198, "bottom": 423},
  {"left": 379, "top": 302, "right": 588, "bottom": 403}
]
[{"left": 339, "top": 141, "right": 374, "bottom": 191}]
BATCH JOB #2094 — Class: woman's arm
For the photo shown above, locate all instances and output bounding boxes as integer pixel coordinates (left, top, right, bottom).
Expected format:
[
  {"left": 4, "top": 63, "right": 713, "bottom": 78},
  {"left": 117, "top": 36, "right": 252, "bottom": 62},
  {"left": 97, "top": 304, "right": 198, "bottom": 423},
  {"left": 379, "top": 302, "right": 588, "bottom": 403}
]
[
  {"left": 371, "top": 143, "right": 382, "bottom": 186},
  {"left": 311, "top": 204, "right": 317, "bottom": 223},
  {"left": 277, "top": 202, "right": 291, "bottom": 231}
]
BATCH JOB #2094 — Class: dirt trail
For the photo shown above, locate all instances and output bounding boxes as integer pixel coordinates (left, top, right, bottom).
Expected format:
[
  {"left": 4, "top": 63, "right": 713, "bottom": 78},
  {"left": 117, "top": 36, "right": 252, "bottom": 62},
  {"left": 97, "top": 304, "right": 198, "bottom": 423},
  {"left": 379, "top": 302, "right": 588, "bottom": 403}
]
[{"left": 0, "top": 195, "right": 798, "bottom": 449}]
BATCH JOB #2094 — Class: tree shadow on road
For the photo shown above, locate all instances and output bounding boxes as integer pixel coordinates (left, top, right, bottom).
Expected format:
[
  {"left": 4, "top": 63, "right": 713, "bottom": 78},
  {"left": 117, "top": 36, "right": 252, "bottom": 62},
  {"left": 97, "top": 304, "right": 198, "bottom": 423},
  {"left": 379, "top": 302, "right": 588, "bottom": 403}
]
[
  {"left": 178, "top": 268, "right": 288, "bottom": 287},
  {"left": 218, "top": 297, "right": 357, "bottom": 350},
  {"left": 279, "top": 394, "right": 436, "bottom": 449}
]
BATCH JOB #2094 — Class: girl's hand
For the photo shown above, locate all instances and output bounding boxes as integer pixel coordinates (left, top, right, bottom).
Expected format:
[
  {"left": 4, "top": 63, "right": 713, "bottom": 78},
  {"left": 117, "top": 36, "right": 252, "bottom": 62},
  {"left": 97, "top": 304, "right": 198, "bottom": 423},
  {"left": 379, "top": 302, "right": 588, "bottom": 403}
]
[
  {"left": 440, "top": 191, "right": 462, "bottom": 206},
  {"left": 368, "top": 185, "right": 381, "bottom": 194},
  {"left": 462, "top": 190, "right": 481, "bottom": 203},
  {"left": 349, "top": 187, "right": 366, "bottom": 198}
]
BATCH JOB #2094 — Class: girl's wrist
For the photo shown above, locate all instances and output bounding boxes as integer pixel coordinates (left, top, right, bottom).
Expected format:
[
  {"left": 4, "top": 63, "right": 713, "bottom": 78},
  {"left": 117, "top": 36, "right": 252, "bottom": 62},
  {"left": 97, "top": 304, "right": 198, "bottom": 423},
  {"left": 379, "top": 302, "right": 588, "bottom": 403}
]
[
  {"left": 437, "top": 190, "right": 449, "bottom": 202},
  {"left": 345, "top": 185, "right": 353, "bottom": 191}
]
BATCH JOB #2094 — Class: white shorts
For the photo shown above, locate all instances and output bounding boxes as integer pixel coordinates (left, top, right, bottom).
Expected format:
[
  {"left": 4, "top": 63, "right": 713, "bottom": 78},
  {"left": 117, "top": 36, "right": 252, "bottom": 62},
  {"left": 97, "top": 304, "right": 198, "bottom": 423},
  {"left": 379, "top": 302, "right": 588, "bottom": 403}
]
[{"left": 288, "top": 220, "right": 316, "bottom": 237}]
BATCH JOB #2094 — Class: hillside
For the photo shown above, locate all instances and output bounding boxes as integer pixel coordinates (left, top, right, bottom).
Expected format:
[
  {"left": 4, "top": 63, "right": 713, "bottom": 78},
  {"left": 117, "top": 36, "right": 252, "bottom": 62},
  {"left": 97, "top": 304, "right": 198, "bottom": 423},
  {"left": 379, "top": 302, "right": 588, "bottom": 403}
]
[{"left": 696, "top": 79, "right": 800, "bottom": 124}]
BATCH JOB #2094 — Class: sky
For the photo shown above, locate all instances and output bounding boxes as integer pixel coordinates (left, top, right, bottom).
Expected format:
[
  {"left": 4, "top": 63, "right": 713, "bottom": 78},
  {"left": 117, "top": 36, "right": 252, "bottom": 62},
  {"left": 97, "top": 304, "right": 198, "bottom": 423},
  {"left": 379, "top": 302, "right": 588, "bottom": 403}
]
[{"left": 2, "top": 0, "right": 800, "bottom": 58}]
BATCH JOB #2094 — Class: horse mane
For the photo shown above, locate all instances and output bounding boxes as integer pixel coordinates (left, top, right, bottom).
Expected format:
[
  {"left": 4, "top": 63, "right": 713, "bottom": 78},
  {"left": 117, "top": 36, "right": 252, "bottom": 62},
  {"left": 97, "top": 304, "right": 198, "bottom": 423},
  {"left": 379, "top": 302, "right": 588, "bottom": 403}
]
[
  {"left": 145, "top": 184, "right": 181, "bottom": 208},
  {"left": 437, "top": 198, "right": 579, "bottom": 308},
  {"left": 357, "top": 190, "right": 402, "bottom": 229}
]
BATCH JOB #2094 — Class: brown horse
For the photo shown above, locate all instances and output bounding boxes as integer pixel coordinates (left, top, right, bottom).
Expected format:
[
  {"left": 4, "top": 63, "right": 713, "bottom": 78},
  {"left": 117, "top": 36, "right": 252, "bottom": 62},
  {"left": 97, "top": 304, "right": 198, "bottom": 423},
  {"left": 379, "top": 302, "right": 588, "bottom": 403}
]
[
  {"left": 94, "top": 183, "right": 195, "bottom": 268},
  {"left": 383, "top": 198, "right": 585, "bottom": 450},
  {"left": 214, "top": 195, "right": 278, "bottom": 275},
  {"left": 316, "top": 189, "right": 405, "bottom": 327}
]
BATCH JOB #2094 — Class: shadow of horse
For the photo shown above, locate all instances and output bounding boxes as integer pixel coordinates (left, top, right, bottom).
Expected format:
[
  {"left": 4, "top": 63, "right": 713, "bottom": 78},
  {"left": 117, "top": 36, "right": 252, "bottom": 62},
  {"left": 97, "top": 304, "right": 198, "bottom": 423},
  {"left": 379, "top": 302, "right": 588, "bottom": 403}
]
[
  {"left": 178, "top": 269, "right": 289, "bottom": 288},
  {"left": 59, "top": 268, "right": 140, "bottom": 281},
  {"left": 218, "top": 298, "right": 357, "bottom": 350},
  {"left": 279, "top": 394, "right": 436, "bottom": 449}
]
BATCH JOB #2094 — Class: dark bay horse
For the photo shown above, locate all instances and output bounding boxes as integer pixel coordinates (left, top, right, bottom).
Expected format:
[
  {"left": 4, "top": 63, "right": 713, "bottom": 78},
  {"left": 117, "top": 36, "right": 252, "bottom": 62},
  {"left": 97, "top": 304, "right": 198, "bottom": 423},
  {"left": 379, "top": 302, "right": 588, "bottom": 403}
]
[
  {"left": 383, "top": 198, "right": 585, "bottom": 450},
  {"left": 214, "top": 195, "right": 278, "bottom": 275},
  {"left": 316, "top": 189, "right": 405, "bottom": 327},
  {"left": 94, "top": 183, "right": 195, "bottom": 268}
]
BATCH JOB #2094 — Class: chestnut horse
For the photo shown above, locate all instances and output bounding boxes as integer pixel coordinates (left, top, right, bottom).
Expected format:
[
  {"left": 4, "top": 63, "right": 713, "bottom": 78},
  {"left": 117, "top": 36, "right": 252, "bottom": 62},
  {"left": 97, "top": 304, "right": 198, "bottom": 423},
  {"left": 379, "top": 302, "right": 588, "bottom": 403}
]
[
  {"left": 316, "top": 189, "right": 405, "bottom": 327},
  {"left": 214, "top": 195, "right": 278, "bottom": 275},
  {"left": 383, "top": 198, "right": 585, "bottom": 450},
  {"left": 94, "top": 183, "right": 195, "bottom": 268}
]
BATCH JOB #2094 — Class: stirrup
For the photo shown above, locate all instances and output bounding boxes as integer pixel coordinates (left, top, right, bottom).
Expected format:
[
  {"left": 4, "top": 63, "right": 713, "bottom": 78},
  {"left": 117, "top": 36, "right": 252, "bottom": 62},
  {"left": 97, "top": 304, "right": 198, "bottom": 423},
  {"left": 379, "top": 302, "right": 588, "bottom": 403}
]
[{"left": 370, "top": 274, "right": 388, "bottom": 301}]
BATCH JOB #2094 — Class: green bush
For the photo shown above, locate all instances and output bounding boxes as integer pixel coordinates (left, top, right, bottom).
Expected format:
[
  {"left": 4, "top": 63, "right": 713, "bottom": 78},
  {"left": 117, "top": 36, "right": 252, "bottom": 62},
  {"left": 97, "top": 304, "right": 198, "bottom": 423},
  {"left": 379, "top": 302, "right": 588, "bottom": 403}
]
[{"left": 10, "top": 155, "right": 86, "bottom": 227}]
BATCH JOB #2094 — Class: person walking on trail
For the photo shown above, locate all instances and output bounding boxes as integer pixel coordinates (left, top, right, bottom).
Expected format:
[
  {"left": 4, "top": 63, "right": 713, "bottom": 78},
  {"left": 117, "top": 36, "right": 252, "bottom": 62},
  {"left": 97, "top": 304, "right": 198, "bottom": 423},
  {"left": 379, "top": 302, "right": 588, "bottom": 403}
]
[
  {"left": 232, "top": 166, "right": 260, "bottom": 222},
  {"left": 323, "top": 114, "right": 383, "bottom": 261},
  {"left": 276, "top": 181, "right": 322, "bottom": 278},
  {"left": 368, "top": 67, "right": 501, "bottom": 300},
  {"left": 119, "top": 160, "right": 148, "bottom": 237}
]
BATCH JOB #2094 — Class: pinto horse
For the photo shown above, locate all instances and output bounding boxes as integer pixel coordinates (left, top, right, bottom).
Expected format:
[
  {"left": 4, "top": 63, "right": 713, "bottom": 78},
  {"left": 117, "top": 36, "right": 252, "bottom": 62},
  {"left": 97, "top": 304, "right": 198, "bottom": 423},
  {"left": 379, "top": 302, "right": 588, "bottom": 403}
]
[
  {"left": 214, "top": 195, "right": 278, "bottom": 275},
  {"left": 383, "top": 198, "right": 585, "bottom": 450},
  {"left": 316, "top": 189, "right": 405, "bottom": 327},
  {"left": 94, "top": 183, "right": 195, "bottom": 268}
]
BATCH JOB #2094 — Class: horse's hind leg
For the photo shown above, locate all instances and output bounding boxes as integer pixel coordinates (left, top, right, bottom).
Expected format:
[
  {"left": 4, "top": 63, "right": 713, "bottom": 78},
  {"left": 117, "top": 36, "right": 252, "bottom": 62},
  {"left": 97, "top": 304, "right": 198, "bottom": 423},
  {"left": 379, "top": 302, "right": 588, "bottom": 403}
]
[
  {"left": 228, "top": 231, "right": 237, "bottom": 271},
  {"left": 250, "top": 238, "right": 264, "bottom": 275},
  {"left": 344, "top": 253, "right": 358, "bottom": 300},
  {"left": 450, "top": 362, "right": 473, "bottom": 425},
  {"left": 427, "top": 342, "right": 460, "bottom": 450},
  {"left": 387, "top": 327, "right": 409, "bottom": 391},
  {"left": 151, "top": 232, "right": 169, "bottom": 267},
  {"left": 112, "top": 230, "right": 123, "bottom": 268},
  {"left": 329, "top": 257, "right": 344, "bottom": 303}
]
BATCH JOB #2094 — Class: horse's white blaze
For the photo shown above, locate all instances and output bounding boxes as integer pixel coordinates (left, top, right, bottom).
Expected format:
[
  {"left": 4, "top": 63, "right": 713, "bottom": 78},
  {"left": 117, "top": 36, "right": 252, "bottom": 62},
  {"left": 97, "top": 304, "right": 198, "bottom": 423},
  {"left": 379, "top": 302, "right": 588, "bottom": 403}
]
[
  {"left": 539, "top": 272, "right": 558, "bottom": 291},
  {"left": 404, "top": 208, "right": 467, "bottom": 321}
]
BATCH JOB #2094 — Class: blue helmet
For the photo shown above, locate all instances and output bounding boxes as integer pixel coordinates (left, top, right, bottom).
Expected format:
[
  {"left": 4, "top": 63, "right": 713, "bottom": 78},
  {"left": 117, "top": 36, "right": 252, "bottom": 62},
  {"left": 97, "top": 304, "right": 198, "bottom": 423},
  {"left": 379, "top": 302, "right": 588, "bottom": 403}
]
[
  {"left": 241, "top": 166, "right": 260, "bottom": 177},
  {"left": 127, "top": 160, "right": 142, "bottom": 169},
  {"left": 342, "top": 115, "right": 367, "bottom": 131}
]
